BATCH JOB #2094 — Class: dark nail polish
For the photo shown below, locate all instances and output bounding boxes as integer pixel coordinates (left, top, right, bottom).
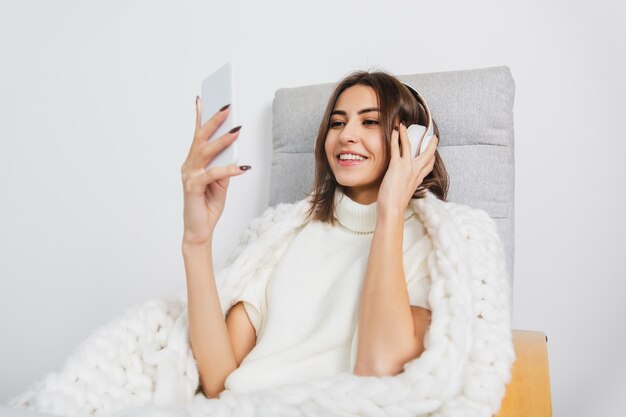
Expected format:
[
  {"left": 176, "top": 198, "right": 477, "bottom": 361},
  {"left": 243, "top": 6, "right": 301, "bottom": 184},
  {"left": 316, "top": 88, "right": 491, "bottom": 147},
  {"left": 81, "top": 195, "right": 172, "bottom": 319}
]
[
  {"left": 196, "top": 95, "right": 199, "bottom": 105},
  {"left": 239, "top": 165, "right": 251, "bottom": 171},
  {"left": 219, "top": 104, "right": 231, "bottom": 112},
  {"left": 229, "top": 125, "right": 242, "bottom": 134}
]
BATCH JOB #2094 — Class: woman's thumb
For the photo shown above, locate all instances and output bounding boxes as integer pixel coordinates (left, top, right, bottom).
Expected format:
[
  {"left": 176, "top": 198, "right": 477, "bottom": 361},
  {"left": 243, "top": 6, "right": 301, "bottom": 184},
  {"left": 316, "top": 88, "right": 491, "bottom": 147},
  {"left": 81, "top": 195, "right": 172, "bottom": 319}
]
[{"left": 217, "top": 176, "right": 230, "bottom": 190}]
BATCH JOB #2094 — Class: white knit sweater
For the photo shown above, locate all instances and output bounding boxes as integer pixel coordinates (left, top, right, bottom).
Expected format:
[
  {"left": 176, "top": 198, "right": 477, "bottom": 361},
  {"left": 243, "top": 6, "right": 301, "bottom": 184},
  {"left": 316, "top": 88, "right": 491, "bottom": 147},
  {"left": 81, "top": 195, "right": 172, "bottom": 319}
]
[
  {"left": 7, "top": 189, "right": 515, "bottom": 417},
  {"left": 224, "top": 187, "right": 432, "bottom": 393}
]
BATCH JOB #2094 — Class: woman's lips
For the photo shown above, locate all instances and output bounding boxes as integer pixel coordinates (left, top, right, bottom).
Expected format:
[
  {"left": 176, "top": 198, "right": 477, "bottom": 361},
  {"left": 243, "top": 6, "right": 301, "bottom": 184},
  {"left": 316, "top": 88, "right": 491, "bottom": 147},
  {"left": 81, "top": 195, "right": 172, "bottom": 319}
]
[{"left": 337, "top": 156, "right": 367, "bottom": 166}]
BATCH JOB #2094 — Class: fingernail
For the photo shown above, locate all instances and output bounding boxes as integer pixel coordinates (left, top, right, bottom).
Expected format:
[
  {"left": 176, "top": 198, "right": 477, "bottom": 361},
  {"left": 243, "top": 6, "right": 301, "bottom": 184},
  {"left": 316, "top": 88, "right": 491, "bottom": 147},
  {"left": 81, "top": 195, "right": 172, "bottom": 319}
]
[
  {"left": 196, "top": 95, "right": 199, "bottom": 105},
  {"left": 239, "top": 165, "right": 251, "bottom": 171},
  {"left": 219, "top": 104, "right": 231, "bottom": 112},
  {"left": 393, "top": 125, "right": 398, "bottom": 131},
  {"left": 229, "top": 125, "right": 242, "bottom": 134}
]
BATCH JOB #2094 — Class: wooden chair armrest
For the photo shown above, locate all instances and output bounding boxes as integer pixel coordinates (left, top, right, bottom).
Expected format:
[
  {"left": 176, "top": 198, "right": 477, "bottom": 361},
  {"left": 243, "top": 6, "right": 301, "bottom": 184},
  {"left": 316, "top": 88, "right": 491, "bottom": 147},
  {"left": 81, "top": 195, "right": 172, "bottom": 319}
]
[{"left": 495, "top": 329, "right": 553, "bottom": 417}]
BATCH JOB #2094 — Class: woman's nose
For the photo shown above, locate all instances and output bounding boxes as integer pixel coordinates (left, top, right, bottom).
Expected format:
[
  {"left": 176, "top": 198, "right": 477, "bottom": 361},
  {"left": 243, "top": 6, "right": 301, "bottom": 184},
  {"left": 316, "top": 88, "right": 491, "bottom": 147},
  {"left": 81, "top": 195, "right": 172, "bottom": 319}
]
[{"left": 338, "top": 121, "right": 359, "bottom": 143}]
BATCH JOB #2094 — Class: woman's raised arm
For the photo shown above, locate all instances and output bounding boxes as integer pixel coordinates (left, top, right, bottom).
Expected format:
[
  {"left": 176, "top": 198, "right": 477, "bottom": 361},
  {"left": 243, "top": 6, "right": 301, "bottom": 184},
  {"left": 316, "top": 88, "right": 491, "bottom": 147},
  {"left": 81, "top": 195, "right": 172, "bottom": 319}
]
[{"left": 180, "top": 97, "right": 254, "bottom": 398}]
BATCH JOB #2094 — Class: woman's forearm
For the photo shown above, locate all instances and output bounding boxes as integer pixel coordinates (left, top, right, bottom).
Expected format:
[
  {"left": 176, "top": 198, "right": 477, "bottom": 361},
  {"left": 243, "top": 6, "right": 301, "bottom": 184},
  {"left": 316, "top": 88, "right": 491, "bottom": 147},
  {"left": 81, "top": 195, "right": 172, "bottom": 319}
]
[
  {"left": 354, "top": 210, "right": 421, "bottom": 376},
  {"left": 182, "top": 239, "right": 237, "bottom": 398}
]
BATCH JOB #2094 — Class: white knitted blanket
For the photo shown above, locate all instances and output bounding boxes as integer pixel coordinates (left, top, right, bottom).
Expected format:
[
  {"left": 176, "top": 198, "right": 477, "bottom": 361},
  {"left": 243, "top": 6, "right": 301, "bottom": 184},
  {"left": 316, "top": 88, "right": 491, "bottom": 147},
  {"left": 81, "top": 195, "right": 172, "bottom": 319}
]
[{"left": 7, "top": 190, "right": 515, "bottom": 417}]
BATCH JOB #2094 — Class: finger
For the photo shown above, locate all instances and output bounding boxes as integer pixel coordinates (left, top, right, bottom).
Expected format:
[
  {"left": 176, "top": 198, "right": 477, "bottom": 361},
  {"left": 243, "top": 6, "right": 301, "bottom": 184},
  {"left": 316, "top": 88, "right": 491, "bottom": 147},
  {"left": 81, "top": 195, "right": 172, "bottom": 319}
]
[
  {"left": 414, "top": 134, "right": 437, "bottom": 166},
  {"left": 187, "top": 100, "right": 230, "bottom": 168},
  {"left": 195, "top": 104, "right": 231, "bottom": 146},
  {"left": 413, "top": 135, "right": 434, "bottom": 169},
  {"left": 184, "top": 164, "right": 244, "bottom": 197},
  {"left": 424, "top": 134, "right": 438, "bottom": 157},
  {"left": 200, "top": 163, "right": 248, "bottom": 185},
  {"left": 192, "top": 126, "right": 242, "bottom": 171},
  {"left": 417, "top": 150, "right": 437, "bottom": 181},
  {"left": 391, "top": 125, "right": 400, "bottom": 158},
  {"left": 183, "top": 96, "right": 203, "bottom": 167},
  {"left": 399, "top": 123, "right": 410, "bottom": 159},
  {"left": 204, "top": 176, "right": 230, "bottom": 200},
  {"left": 195, "top": 96, "right": 202, "bottom": 134},
  {"left": 207, "top": 177, "right": 230, "bottom": 199}
]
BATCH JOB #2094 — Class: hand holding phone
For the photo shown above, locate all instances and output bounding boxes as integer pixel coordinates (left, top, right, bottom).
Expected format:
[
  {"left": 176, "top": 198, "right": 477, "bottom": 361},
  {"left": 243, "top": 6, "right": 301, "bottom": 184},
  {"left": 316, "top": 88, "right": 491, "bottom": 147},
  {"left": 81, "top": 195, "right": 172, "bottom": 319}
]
[{"left": 179, "top": 63, "right": 251, "bottom": 245}]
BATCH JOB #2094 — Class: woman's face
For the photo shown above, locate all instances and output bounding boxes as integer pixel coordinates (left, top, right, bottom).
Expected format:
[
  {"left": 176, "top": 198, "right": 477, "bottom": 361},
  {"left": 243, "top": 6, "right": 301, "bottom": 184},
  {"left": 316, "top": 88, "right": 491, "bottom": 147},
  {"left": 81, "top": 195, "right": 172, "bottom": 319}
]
[{"left": 325, "top": 85, "right": 390, "bottom": 205}]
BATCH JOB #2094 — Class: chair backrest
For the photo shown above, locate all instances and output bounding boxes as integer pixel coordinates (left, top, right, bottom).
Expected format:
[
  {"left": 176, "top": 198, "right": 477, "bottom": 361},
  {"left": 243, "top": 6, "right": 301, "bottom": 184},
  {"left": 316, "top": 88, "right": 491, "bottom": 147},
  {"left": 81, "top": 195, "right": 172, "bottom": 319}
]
[{"left": 270, "top": 66, "right": 515, "bottom": 285}]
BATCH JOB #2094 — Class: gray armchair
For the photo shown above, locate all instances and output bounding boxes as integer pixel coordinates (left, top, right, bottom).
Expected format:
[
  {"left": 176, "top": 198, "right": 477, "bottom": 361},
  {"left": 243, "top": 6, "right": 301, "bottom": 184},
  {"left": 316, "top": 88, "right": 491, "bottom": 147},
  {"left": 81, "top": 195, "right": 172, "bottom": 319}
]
[{"left": 269, "top": 65, "right": 552, "bottom": 417}]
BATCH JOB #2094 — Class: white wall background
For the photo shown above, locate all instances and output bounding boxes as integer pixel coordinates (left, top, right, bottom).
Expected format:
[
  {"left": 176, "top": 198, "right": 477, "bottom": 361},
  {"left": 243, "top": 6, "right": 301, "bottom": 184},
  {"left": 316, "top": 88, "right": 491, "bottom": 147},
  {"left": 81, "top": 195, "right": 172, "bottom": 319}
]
[{"left": 1, "top": 0, "right": 624, "bottom": 415}]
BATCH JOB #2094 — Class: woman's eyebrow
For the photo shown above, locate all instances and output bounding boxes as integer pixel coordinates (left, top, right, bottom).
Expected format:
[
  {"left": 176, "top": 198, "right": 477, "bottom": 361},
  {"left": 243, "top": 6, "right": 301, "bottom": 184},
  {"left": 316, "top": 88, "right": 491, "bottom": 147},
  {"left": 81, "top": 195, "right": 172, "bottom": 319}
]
[{"left": 331, "top": 107, "right": 380, "bottom": 116}]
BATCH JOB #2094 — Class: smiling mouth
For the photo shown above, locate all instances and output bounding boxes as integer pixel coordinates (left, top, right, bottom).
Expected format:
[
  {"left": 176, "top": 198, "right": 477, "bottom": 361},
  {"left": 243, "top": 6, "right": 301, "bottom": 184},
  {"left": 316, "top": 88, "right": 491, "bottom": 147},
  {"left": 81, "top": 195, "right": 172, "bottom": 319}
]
[{"left": 336, "top": 156, "right": 368, "bottom": 166}]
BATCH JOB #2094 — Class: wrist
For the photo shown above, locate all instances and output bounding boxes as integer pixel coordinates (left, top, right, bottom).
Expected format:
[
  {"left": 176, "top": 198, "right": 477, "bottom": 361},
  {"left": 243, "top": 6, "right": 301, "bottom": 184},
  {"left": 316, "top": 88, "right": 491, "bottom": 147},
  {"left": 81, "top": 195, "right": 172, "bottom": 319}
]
[
  {"left": 377, "top": 207, "right": 405, "bottom": 223},
  {"left": 182, "top": 235, "right": 213, "bottom": 252}
]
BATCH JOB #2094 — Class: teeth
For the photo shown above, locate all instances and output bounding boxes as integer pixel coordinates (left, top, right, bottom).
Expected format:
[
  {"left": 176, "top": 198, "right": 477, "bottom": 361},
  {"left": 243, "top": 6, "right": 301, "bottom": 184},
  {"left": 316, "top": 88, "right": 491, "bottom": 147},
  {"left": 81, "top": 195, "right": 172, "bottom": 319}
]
[{"left": 339, "top": 154, "right": 366, "bottom": 161}]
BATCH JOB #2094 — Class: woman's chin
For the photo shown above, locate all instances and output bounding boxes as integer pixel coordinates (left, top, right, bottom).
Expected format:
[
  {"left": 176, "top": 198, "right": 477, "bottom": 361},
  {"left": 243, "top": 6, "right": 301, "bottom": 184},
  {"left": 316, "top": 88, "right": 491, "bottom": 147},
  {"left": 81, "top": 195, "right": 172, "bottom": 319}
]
[
  {"left": 334, "top": 176, "right": 358, "bottom": 187},
  {"left": 334, "top": 176, "right": 371, "bottom": 188}
]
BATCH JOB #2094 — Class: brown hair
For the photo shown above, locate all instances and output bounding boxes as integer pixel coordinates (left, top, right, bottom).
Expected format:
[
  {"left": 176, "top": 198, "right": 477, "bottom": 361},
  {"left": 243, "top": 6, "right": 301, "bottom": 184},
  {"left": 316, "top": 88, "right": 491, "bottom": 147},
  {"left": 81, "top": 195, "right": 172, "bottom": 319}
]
[{"left": 304, "top": 69, "right": 450, "bottom": 225}]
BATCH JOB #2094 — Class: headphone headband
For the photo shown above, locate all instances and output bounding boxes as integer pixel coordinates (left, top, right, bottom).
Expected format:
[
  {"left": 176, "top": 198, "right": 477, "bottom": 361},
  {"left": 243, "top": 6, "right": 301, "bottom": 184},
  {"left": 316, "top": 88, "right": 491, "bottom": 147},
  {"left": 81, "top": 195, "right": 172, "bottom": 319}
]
[{"left": 402, "top": 83, "right": 433, "bottom": 136}]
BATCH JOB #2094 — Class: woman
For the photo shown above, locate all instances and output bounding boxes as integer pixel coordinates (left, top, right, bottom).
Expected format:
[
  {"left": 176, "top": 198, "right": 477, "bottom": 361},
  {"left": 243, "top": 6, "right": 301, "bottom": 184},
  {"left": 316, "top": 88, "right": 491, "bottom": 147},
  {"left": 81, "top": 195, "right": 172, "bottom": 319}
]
[{"left": 180, "top": 70, "right": 447, "bottom": 398}]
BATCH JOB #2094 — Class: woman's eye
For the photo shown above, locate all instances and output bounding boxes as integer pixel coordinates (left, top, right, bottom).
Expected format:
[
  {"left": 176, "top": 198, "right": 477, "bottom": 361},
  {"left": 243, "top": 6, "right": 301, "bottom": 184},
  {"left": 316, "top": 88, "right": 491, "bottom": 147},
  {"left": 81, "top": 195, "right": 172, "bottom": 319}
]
[{"left": 330, "top": 120, "right": 378, "bottom": 128}]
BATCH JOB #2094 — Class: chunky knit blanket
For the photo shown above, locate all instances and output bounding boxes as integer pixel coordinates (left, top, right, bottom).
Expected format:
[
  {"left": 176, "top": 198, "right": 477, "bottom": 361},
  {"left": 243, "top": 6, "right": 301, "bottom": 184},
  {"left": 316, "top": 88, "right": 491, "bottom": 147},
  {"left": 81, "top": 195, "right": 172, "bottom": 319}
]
[{"left": 7, "top": 189, "right": 515, "bottom": 417}]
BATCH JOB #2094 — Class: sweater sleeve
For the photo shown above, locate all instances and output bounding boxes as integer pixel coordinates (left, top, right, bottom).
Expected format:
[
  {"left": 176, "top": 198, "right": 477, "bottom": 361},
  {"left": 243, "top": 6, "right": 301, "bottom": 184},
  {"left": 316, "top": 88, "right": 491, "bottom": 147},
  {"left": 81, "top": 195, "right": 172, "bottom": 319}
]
[
  {"left": 406, "top": 263, "right": 431, "bottom": 310},
  {"left": 232, "top": 266, "right": 273, "bottom": 336},
  {"left": 403, "top": 233, "right": 433, "bottom": 310}
]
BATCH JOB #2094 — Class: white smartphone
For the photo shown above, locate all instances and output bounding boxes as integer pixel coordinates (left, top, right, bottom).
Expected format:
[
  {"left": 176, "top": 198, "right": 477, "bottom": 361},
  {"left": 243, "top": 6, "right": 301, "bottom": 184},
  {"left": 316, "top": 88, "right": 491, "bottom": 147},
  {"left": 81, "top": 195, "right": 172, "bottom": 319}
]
[{"left": 200, "top": 62, "right": 240, "bottom": 170}]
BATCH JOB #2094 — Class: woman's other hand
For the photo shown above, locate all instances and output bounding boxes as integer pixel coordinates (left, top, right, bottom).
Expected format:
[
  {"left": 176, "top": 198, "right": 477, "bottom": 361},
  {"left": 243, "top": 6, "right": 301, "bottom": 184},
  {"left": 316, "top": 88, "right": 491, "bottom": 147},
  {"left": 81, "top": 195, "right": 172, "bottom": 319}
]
[
  {"left": 377, "top": 123, "right": 438, "bottom": 216},
  {"left": 180, "top": 97, "right": 251, "bottom": 245}
]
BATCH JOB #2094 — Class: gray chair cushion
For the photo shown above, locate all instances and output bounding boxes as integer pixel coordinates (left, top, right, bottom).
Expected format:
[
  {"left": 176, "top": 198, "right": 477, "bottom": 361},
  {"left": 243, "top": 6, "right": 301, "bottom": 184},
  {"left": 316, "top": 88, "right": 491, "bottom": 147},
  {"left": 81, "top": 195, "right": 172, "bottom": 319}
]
[{"left": 270, "top": 66, "right": 515, "bottom": 285}]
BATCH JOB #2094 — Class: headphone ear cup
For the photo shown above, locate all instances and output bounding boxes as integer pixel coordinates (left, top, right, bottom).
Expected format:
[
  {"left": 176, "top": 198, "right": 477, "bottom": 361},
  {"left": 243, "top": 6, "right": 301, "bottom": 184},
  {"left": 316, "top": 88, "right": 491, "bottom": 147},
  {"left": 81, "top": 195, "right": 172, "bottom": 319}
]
[
  {"left": 419, "top": 133, "right": 434, "bottom": 156},
  {"left": 406, "top": 124, "right": 426, "bottom": 157}
]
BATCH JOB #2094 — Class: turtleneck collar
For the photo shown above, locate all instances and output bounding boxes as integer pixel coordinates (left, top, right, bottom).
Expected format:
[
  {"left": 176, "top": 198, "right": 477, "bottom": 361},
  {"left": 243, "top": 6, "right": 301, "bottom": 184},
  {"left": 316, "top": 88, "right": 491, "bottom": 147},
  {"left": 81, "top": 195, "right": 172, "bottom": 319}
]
[{"left": 333, "top": 187, "right": 414, "bottom": 234}]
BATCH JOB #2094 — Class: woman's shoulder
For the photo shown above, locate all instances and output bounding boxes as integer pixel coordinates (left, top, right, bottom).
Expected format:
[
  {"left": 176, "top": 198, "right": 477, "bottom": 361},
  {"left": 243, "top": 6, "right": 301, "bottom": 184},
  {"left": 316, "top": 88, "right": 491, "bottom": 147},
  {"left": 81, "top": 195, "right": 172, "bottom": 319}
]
[
  {"left": 225, "top": 198, "right": 309, "bottom": 265},
  {"left": 247, "top": 200, "right": 303, "bottom": 232}
]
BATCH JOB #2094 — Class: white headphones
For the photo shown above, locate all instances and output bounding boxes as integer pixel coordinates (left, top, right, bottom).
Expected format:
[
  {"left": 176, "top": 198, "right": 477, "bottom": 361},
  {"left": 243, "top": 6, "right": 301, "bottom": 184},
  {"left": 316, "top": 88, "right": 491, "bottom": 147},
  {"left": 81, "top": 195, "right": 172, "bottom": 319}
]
[{"left": 402, "top": 83, "right": 435, "bottom": 157}]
